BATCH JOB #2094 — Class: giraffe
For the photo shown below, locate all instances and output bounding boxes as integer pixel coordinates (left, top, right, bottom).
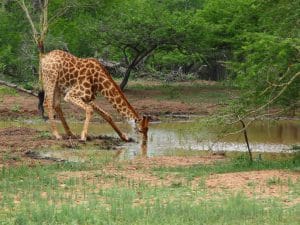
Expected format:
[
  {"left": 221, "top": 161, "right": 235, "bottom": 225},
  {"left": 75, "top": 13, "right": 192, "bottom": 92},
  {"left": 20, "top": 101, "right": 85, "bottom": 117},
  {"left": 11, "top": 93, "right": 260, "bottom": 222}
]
[{"left": 40, "top": 50, "right": 149, "bottom": 142}]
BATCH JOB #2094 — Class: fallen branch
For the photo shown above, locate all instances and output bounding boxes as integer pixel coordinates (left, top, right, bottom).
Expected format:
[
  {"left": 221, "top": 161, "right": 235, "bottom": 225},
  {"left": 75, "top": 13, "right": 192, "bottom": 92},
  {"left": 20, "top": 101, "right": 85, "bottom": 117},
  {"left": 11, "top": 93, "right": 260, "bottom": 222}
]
[{"left": 0, "top": 80, "right": 38, "bottom": 97}]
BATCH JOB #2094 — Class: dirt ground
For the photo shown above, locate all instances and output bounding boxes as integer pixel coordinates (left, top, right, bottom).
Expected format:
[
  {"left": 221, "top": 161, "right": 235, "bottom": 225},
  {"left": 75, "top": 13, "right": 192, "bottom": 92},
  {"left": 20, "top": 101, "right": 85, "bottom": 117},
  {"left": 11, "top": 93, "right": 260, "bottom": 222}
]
[
  {"left": 1, "top": 85, "right": 299, "bottom": 205},
  {"left": 57, "top": 162, "right": 300, "bottom": 205},
  {"left": 0, "top": 86, "right": 219, "bottom": 121},
  {"left": 0, "top": 83, "right": 221, "bottom": 165}
]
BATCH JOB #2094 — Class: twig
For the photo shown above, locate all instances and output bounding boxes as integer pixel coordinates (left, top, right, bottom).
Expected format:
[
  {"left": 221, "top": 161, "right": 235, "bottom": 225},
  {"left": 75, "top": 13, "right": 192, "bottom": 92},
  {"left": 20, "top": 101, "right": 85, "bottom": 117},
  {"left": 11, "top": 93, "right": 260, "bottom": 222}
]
[{"left": 0, "top": 80, "right": 38, "bottom": 97}]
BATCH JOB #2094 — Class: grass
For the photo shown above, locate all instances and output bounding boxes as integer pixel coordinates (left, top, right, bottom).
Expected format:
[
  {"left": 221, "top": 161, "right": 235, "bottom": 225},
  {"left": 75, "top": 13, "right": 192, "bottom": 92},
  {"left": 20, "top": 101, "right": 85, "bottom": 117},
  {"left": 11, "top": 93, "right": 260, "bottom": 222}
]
[
  {"left": 0, "top": 153, "right": 299, "bottom": 224},
  {"left": 153, "top": 153, "right": 300, "bottom": 180},
  {"left": 0, "top": 86, "right": 18, "bottom": 97},
  {"left": 0, "top": 86, "right": 18, "bottom": 103},
  {"left": 129, "top": 82, "right": 235, "bottom": 104}
]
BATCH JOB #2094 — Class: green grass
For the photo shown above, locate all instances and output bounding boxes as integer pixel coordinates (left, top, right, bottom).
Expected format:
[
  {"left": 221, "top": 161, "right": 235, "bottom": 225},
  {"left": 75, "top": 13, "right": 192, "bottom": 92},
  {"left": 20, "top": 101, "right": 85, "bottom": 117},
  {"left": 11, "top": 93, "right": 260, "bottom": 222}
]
[
  {"left": 0, "top": 86, "right": 18, "bottom": 97},
  {"left": 153, "top": 154, "right": 300, "bottom": 180},
  {"left": 5, "top": 193, "right": 299, "bottom": 225},
  {"left": 129, "top": 82, "right": 235, "bottom": 104},
  {"left": 0, "top": 153, "right": 299, "bottom": 224}
]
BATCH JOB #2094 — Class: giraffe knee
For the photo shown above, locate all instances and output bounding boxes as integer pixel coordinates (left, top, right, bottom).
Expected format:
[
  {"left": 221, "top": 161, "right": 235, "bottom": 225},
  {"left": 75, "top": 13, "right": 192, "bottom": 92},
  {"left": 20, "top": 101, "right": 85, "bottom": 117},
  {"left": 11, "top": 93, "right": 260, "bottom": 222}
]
[{"left": 86, "top": 106, "right": 93, "bottom": 116}]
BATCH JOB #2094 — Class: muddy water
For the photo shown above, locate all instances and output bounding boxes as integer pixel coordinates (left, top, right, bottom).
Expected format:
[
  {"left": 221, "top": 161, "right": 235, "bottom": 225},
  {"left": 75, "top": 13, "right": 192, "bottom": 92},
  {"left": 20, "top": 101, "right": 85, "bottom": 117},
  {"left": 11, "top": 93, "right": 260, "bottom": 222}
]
[
  {"left": 0, "top": 118, "right": 299, "bottom": 159},
  {"left": 121, "top": 119, "right": 300, "bottom": 158}
]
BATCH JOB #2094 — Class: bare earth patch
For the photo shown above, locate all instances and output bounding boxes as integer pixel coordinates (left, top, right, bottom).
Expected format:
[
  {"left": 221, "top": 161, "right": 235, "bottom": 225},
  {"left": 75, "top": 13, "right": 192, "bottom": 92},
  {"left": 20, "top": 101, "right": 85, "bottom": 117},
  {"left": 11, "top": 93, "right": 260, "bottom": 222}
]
[
  {"left": 201, "top": 170, "right": 300, "bottom": 205},
  {"left": 0, "top": 127, "right": 121, "bottom": 167},
  {"left": 0, "top": 84, "right": 221, "bottom": 120},
  {"left": 125, "top": 155, "right": 226, "bottom": 169},
  {"left": 56, "top": 160, "right": 300, "bottom": 206},
  {"left": 57, "top": 155, "right": 226, "bottom": 188}
]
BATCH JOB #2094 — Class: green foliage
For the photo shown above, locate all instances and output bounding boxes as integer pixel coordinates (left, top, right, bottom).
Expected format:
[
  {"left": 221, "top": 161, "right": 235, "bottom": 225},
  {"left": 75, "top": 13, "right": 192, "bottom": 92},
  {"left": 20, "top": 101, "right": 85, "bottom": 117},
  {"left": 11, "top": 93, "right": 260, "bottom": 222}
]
[
  {"left": 0, "top": 0, "right": 298, "bottom": 113},
  {"left": 0, "top": 86, "right": 17, "bottom": 96},
  {"left": 232, "top": 34, "right": 300, "bottom": 111}
]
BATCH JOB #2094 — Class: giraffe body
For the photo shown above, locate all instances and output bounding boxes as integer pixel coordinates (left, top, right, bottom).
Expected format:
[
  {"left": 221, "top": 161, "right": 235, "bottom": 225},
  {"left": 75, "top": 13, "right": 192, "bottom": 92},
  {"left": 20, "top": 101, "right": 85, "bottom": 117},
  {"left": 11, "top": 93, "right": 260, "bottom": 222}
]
[{"left": 41, "top": 50, "right": 149, "bottom": 141}]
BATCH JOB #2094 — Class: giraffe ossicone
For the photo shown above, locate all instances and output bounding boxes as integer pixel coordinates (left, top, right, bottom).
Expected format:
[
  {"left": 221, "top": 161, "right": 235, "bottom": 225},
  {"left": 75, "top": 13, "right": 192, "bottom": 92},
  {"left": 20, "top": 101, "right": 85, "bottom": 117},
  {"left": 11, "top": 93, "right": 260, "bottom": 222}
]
[{"left": 40, "top": 50, "right": 149, "bottom": 142}]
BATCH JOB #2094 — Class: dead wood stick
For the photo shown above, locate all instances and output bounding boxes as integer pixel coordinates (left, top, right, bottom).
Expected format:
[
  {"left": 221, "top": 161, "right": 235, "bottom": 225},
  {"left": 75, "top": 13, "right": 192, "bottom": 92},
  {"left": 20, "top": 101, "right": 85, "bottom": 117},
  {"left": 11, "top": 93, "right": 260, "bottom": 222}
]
[{"left": 0, "top": 80, "right": 38, "bottom": 97}]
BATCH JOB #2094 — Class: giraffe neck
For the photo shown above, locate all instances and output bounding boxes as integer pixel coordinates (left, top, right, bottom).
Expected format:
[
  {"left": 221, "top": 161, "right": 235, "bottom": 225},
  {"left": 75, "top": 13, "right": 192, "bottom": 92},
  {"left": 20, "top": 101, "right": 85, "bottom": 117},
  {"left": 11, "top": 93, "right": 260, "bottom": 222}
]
[{"left": 98, "top": 74, "right": 140, "bottom": 122}]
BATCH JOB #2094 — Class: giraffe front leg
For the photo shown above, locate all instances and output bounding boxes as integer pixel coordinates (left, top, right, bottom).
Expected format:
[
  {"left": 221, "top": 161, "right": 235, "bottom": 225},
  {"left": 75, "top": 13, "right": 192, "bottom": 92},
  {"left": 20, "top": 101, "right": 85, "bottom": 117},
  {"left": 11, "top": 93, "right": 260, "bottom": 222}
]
[
  {"left": 64, "top": 92, "right": 93, "bottom": 142},
  {"left": 80, "top": 105, "right": 93, "bottom": 141},
  {"left": 90, "top": 102, "right": 130, "bottom": 142}
]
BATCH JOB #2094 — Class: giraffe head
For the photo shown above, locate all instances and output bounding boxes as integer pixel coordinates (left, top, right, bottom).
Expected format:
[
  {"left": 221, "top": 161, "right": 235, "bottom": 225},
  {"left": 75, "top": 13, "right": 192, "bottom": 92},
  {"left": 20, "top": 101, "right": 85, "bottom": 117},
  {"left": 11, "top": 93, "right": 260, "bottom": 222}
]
[{"left": 136, "top": 116, "right": 150, "bottom": 141}]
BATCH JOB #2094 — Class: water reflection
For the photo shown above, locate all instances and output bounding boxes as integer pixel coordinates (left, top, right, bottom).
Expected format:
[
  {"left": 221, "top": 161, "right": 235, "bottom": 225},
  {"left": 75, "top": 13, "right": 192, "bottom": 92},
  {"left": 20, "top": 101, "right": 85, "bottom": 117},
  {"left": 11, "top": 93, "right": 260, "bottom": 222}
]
[
  {"left": 120, "top": 119, "right": 300, "bottom": 156},
  {"left": 0, "top": 118, "right": 299, "bottom": 158}
]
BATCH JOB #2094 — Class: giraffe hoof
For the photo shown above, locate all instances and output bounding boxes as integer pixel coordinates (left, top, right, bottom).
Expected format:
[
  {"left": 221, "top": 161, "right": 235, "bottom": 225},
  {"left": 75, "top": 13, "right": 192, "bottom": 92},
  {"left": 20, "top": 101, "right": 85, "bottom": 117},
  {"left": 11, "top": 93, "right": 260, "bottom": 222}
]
[
  {"left": 55, "top": 135, "right": 62, "bottom": 140},
  {"left": 121, "top": 134, "right": 130, "bottom": 142},
  {"left": 79, "top": 135, "right": 87, "bottom": 142}
]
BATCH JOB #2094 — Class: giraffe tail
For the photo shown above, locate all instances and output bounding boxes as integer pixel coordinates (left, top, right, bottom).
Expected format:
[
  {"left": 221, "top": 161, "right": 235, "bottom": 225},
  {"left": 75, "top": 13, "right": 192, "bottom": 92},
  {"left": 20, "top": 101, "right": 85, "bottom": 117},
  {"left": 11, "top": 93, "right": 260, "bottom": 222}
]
[{"left": 38, "top": 90, "right": 48, "bottom": 120}]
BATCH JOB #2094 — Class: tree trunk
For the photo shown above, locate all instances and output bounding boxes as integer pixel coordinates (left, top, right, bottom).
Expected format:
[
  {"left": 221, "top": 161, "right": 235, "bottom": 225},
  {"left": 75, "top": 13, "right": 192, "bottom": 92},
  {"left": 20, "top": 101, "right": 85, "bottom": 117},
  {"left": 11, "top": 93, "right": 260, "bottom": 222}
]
[
  {"left": 120, "top": 64, "right": 135, "bottom": 91},
  {"left": 119, "top": 45, "right": 157, "bottom": 91},
  {"left": 240, "top": 119, "right": 253, "bottom": 162}
]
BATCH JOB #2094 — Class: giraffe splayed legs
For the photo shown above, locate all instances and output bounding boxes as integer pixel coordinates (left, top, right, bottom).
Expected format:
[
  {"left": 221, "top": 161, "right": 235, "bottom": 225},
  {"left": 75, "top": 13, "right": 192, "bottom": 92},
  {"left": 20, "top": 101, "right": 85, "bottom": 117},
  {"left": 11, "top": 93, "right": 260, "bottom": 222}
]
[{"left": 40, "top": 50, "right": 149, "bottom": 142}]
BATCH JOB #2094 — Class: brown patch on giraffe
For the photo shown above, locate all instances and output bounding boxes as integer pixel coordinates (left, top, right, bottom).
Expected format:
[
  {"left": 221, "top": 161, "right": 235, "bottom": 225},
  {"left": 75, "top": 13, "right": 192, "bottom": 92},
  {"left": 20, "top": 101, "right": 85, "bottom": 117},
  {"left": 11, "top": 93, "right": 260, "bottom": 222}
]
[
  {"left": 115, "top": 97, "right": 122, "bottom": 104},
  {"left": 92, "top": 76, "right": 98, "bottom": 84},
  {"left": 69, "top": 67, "right": 75, "bottom": 73},
  {"left": 79, "top": 86, "right": 85, "bottom": 91},
  {"left": 86, "top": 70, "right": 91, "bottom": 76},
  {"left": 80, "top": 68, "right": 87, "bottom": 74},
  {"left": 76, "top": 90, "right": 83, "bottom": 96},
  {"left": 103, "top": 90, "right": 109, "bottom": 97},
  {"left": 83, "top": 82, "right": 91, "bottom": 88},
  {"left": 87, "top": 62, "right": 94, "bottom": 68},
  {"left": 111, "top": 89, "right": 118, "bottom": 96},
  {"left": 65, "top": 74, "right": 70, "bottom": 81},
  {"left": 76, "top": 62, "right": 83, "bottom": 68},
  {"left": 91, "top": 84, "right": 98, "bottom": 92},
  {"left": 70, "top": 79, "right": 76, "bottom": 85},
  {"left": 78, "top": 76, "right": 85, "bottom": 83},
  {"left": 85, "top": 89, "right": 91, "bottom": 96},
  {"left": 70, "top": 58, "right": 76, "bottom": 65},
  {"left": 59, "top": 77, "right": 66, "bottom": 83},
  {"left": 103, "top": 80, "right": 111, "bottom": 89},
  {"left": 98, "top": 75, "right": 105, "bottom": 83}
]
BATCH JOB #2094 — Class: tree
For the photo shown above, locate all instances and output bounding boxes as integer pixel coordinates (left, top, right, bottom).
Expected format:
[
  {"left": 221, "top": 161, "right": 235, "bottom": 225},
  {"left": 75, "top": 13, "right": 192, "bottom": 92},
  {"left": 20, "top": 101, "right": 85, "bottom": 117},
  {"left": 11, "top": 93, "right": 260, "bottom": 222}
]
[
  {"left": 99, "top": 0, "right": 190, "bottom": 90},
  {"left": 204, "top": 0, "right": 299, "bottom": 161}
]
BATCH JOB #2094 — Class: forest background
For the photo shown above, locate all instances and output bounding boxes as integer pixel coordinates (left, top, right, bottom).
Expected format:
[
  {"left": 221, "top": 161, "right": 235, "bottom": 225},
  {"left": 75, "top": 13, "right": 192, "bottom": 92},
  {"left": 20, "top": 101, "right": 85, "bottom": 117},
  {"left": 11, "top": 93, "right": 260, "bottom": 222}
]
[{"left": 0, "top": 0, "right": 299, "bottom": 116}]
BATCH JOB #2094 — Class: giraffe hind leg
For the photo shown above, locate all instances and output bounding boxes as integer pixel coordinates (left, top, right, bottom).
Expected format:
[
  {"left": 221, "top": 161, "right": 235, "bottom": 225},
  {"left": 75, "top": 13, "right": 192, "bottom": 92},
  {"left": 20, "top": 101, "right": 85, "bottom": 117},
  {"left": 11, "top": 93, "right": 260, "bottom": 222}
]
[
  {"left": 44, "top": 88, "right": 62, "bottom": 140},
  {"left": 90, "top": 101, "right": 129, "bottom": 142},
  {"left": 53, "top": 89, "right": 74, "bottom": 137}
]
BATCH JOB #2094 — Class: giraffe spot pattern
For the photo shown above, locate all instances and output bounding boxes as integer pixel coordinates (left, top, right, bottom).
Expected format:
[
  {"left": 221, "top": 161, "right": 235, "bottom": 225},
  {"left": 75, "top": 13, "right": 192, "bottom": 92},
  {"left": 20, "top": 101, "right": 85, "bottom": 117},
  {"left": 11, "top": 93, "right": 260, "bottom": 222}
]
[{"left": 41, "top": 49, "right": 140, "bottom": 136}]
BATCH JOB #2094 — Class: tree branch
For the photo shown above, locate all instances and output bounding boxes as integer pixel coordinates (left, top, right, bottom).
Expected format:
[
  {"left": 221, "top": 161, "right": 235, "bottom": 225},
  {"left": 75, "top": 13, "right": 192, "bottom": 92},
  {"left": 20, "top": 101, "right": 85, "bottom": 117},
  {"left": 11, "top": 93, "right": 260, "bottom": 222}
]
[
  {"left": 0, "top": 79, "right": 38, "bottom": 97},
  {"left": 16, "top": 0, "right": 39, "bottom": 45}
]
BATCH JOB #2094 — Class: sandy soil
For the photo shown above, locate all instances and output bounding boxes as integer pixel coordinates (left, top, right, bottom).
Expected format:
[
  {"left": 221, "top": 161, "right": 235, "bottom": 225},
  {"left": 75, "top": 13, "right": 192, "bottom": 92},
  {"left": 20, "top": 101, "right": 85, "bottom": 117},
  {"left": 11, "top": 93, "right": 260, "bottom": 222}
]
[
  {"left": 0, "top": 127, "right": 122, "bottom": 167},
  {"left": 0, "top": 87, "right": 218, "bottom": 121},
  {"left": 56, "top": 160, "right": 300, "bottom": 205},
  {"left": 1, "top": 87, "right": 299, "bottom": 205}
]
